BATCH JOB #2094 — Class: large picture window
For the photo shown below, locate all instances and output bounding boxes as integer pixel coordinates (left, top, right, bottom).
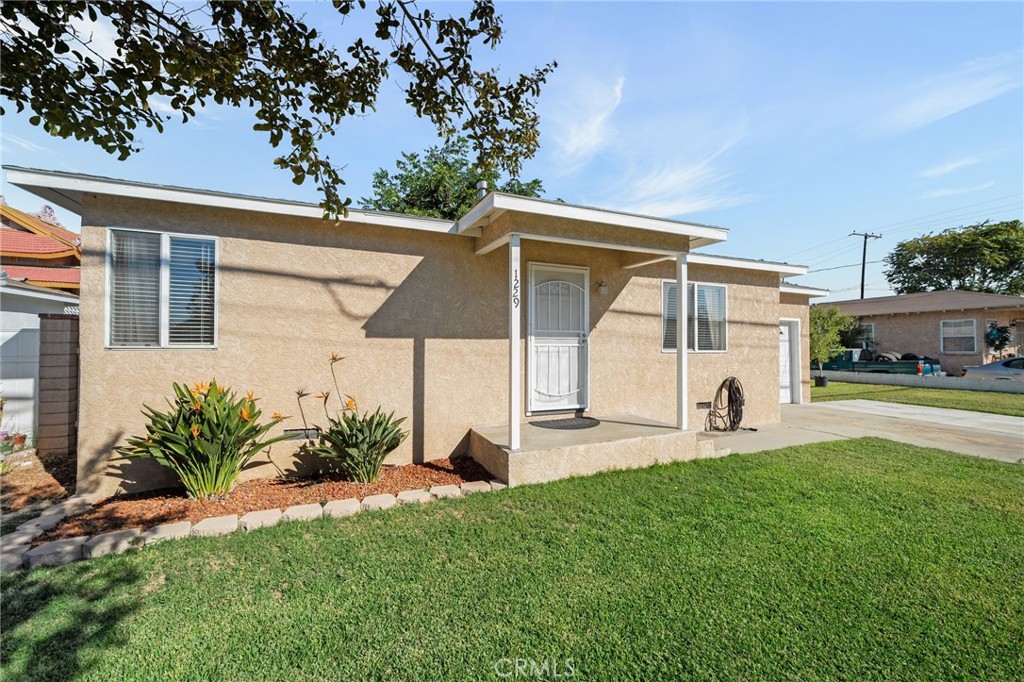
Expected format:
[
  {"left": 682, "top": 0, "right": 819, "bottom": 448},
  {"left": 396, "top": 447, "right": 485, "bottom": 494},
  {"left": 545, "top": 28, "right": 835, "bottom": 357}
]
[
  {"left": 662, "top": 282, "right": 727, "bottom": 352},
  {"left": 940, "top": 318, "right": 976, "bottom": 354},
  {"left": 108, "top": 229, "right": 217, "bottom": 348}
]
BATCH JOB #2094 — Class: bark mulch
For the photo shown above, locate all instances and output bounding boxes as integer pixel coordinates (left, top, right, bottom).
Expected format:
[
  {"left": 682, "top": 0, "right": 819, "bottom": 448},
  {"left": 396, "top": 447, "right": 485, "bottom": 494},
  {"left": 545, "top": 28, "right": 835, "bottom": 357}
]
[
  {"left": 37, "top": 456, "right": 491, "bottom": 543},
  {"left": 1, "top": 448, "right": 75, "bottom": 515}
]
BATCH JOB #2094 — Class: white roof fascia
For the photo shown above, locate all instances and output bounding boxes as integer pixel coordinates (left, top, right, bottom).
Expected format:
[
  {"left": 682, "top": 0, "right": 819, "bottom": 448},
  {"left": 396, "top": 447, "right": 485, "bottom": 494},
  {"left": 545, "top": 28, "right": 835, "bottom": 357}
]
[
  {"left": 4, "top": 167, "right": 457, "bottom": 234},
  {"left": 780, "top": 284, "right": 829, "bottom": 297},
  {"left": 0, "top": 284, "right": 79, "bottom": 304},
  {"left": 689, "top": 253, "right": 808, "bottom": 275},
  {"left": 457, "top": 192, "right": 729, "bottom": 247}
]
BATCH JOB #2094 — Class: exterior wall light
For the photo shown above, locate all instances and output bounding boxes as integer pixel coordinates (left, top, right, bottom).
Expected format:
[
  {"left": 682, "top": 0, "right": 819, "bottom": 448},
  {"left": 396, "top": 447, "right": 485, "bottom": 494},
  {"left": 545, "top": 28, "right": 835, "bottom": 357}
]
[{"left": 596, "top": 281, "right": 609, "bottom": 295}]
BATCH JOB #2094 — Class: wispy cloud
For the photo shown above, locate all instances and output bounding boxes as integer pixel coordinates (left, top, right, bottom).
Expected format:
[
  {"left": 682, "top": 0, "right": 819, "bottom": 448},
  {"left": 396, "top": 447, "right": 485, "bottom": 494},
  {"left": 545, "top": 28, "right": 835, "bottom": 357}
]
[
  {"left": 2, "top": 133, "right": 52, "bottom": 154},
  {"left": 548, "top": 75, "right": 625, "bottom": 172},
  {"left": 919, "top": 156, "right": 980, "bottom": 178},
  {"left": 604, "top": 130, "right": 755, "bottom": 217},
  {"left": 874, "top": 52, "right": 1021, "bottom": 135},
  {"left": 924, "top": 181, "right": 996, "bottom": 199}
]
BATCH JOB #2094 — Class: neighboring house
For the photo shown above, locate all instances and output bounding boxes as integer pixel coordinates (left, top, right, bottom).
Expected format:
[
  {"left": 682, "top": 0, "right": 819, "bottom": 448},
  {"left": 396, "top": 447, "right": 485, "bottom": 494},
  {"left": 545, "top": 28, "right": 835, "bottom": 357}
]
[
  {"left": 0, "top": 198, "right": 81, "bottom": 438},
  {"left": 6, "top": 166, "right": 827, "bottom": 496},
  {"left": 0, "top": 197, "right": 82, "bottom": 293},
  {"left": 0, "top": 272, "right": 79, "bottom": 437},
  {"left": 826, "top": 290, "right": 1024, "bottom": 375}
]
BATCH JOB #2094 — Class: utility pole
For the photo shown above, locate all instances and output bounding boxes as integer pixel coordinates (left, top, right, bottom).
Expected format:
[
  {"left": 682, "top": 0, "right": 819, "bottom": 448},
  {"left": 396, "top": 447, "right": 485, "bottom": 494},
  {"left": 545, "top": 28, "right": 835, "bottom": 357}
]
[{"left": 850, "top": 231, "right": 881, "bottom": 299}]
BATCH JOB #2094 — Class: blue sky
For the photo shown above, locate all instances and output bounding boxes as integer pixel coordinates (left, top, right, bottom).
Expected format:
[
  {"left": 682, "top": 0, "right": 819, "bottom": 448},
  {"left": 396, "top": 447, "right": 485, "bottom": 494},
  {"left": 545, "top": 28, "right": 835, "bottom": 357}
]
[{"left": 2, "top": 1, "right": 1021, "bottom": 301}]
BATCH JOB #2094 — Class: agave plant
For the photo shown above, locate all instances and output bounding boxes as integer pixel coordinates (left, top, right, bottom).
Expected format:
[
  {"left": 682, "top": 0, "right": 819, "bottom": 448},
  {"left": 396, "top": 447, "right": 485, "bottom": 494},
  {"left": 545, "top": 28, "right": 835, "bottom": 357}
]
[{"left": 116, "top": 381, "right": 290, "bottom": 500}]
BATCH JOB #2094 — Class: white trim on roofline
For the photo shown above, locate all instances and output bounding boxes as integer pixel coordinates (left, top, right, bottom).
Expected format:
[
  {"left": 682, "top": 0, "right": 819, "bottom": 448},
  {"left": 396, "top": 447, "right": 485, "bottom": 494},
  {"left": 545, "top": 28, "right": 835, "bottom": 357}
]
[
  {"left": 781, "top": 284, "right": 829, "bottom": 297},
  {"left": 0, "top": 282, "right": 79, "bottom": 304},
  {"left": 618, "top": 252, "right": 809, "bottom": 275},
  {"left": 4, "top": 166, "right": 457, "bottom": 234},
  {"left": 457, "top": 192, "right": 729, "bottom": 248}
]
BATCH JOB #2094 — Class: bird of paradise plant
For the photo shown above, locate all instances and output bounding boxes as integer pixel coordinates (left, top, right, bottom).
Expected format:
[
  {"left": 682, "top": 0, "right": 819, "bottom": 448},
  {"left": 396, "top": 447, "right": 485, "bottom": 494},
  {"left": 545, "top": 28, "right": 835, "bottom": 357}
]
[
  {"left": 116, "top": 381, "right": 290, "bottom": 500},
  {"left": 306, "top": 353, "right": 408, "bottom": 484}
]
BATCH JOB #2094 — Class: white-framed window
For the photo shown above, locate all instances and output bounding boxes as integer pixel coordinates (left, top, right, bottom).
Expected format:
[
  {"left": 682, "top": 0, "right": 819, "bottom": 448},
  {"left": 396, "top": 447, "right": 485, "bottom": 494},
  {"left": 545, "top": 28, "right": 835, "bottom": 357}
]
[
  {"left": 107, "top": 228, "right": 218, "bottom": 348},
  {"left": 662, "top": 281, "right": 727, "bottom": 352},
  {"left": 940, "top": 318, "right": 976, "bottom": 354},
  {"left": 856, "top": 323, "right": 875, "bottom": 343}
]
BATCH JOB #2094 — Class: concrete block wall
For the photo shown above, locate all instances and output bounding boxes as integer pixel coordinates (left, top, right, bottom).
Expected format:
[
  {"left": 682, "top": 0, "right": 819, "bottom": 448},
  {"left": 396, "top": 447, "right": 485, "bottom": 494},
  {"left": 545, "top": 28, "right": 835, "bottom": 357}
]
[{"left": 36, "top": 314, "right": 79, "bottom": 461}]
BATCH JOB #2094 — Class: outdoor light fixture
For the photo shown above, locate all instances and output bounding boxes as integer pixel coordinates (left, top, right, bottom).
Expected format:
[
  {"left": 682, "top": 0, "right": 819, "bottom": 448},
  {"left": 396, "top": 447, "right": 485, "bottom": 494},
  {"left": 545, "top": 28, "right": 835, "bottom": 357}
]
[{"left": 596, "top": 281, "right": 609, "bottom": 295}]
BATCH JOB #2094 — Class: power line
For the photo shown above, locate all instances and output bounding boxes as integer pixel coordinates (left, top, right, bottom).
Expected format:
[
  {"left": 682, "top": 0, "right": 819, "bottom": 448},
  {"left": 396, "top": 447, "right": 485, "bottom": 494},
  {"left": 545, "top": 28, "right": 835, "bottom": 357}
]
[
  {"left": 808, "top": 259, "right": 884, "bottom": 273},
  {"left": 780, "top": 194, "right": 1023, "bottom": 261}
]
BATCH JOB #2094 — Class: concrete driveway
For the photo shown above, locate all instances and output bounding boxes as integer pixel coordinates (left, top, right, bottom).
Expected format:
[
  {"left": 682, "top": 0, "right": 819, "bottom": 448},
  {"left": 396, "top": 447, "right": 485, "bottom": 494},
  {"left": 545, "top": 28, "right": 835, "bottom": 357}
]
[{"left": 706, "top": 400, "right": 1024, "bottom": 464}]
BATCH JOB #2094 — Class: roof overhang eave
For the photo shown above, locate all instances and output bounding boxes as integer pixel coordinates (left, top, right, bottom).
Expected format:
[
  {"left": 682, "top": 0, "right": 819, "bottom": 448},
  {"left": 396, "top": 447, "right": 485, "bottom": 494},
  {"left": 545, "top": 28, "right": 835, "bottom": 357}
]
[{"left": 455, "top": 192, "right": 729, "bottom": 249}]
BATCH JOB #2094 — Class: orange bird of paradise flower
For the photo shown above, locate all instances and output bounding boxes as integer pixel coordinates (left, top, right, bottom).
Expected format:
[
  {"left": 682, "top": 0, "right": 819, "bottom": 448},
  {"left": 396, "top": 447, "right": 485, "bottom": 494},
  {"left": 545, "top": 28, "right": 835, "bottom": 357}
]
[
  {"left": 240, "top": 406, "right": 252, "bottom": 421},
  {"left": 345, "top": 395, "right": 357, "bottom": 410},
  {"left": 193, "top": 381, "right": 210, "bottom": 394},
  {"left": 330, "top": 352, "right": 346, "bottom": 364},
  {"left": 191, "top": 424, "right": 201, "bottom": 438}
]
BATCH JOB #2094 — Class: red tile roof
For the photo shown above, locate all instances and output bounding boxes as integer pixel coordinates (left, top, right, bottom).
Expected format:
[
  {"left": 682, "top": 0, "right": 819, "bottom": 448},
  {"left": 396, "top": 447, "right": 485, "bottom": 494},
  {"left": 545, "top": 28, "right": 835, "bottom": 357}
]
[
  {"left": 3, "top": 264, "right": 81, "bottom": 287},
  {"left": 0, "top": 229, "right": 78, "bottom": 256},
  {"left": 0, "top": 203, "right": 81, "bottom": 248}
]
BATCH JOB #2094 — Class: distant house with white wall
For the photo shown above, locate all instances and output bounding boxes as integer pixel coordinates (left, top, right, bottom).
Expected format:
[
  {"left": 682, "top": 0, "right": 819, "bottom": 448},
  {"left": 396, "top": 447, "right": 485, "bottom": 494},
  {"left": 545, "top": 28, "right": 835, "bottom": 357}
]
[{"left": 0, "top": 199, "right": 80, "bottom": 438}]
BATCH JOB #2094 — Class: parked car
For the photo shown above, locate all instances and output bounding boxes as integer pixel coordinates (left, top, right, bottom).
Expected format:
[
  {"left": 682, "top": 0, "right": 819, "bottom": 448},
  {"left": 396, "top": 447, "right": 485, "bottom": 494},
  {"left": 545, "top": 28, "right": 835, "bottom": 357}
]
[{"left": 962, "top": 357, "right": 1024, "bottom": 381}]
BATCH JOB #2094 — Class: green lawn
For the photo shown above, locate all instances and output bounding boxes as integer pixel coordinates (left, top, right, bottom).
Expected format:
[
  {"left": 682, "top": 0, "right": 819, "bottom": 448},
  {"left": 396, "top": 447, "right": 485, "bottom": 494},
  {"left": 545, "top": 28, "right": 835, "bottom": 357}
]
[
  {"left": 2, "top": 438, "right": 1022, "bottom": 681},
  {"left": 812, "top": 380, "right": 1024, "bottom": 417}
]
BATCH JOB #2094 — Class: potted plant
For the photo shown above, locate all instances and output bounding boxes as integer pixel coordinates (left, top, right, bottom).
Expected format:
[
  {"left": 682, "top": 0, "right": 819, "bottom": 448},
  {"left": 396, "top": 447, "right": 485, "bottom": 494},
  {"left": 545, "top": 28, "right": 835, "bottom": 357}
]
[
  {"left": 809, "top": 305, "right": 857, "bottom": 388},
  {"left": 12, "top": 432, "right": 27, "bottom": 447}
]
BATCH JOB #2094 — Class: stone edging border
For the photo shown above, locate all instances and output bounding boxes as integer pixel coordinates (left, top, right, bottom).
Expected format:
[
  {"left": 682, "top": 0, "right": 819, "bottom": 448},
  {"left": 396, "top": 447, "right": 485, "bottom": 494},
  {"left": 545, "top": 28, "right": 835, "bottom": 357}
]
[{"left": 1, "top": 480, "right": 506, "bottom": 573}]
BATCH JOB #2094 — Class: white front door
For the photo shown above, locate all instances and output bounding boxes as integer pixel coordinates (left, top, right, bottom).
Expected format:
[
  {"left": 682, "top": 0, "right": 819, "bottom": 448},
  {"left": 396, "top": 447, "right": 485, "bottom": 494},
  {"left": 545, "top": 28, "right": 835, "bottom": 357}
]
[
  {"left": 528, "top": 263, "right": 589, "bottom": 413},
  {"left": 779, "top": 323, "right": 793, "bottom": 403}
]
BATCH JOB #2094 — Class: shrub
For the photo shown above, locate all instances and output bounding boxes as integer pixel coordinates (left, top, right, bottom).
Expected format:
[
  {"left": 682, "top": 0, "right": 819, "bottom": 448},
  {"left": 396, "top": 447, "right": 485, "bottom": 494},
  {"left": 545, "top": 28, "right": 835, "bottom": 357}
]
[
  {"left": 303, "top": 353, "right": 409, "bottom": 484},
  {"left": 116, "top": 381, "right": 290, "bottom": 500},
  {"left": 311, "top": 407, "right": 408, "bottom": 484}
]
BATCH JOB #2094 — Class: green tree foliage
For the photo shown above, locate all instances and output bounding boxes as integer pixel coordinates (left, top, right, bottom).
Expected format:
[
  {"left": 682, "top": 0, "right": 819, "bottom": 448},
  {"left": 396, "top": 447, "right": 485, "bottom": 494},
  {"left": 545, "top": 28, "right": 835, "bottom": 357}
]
[
  {"left": 809, "top": 305, "right": 857, "bottom": 376},
  {"left": 362, "top": 136, "right": 544, "bottom": 219},
  {"left": 0, "top": 1, "right": 555, "bottom": 217},
  {"left": 883, "top": 220, "right": 1024, "bottom": 296}
]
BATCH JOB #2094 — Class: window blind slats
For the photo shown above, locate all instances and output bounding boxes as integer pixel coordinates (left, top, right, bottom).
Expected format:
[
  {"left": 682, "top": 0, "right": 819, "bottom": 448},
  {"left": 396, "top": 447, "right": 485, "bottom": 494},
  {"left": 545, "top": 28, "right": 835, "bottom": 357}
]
[
  {"left": 168, "top": 237, "right": 216, "bottom": 345},
  {"left": 108, "top": 230, "right": 216, "bottom": 348},
  {"left": 662, "top": 282, "right": 726, "bottom": 352},
  {"left": 109, "top": 231, "right": 161, "bottom": 346}
]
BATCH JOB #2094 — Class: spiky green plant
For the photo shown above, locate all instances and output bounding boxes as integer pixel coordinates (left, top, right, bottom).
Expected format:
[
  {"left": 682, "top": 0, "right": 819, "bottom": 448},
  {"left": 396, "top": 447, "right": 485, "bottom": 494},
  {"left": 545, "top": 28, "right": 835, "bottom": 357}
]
[
  {"left": 311, "top": 407, "right": 408, "bottom": 484},
  {"left": 0, "top": 456, "right": 13, "bottom": 476},
  {"left": 116, "top": 381, "right": 290, "bottom": 499}
]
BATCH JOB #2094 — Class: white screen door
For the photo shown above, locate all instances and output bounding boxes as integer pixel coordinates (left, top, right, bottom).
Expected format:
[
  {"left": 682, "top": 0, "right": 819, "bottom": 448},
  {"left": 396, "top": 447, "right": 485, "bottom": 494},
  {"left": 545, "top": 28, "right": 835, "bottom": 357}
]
[
  {"left": 779, "top": 323, "right": 793, "bottom": 403},
  {"left": 528, "top": 264, "right": 589, "bottom": 413}
]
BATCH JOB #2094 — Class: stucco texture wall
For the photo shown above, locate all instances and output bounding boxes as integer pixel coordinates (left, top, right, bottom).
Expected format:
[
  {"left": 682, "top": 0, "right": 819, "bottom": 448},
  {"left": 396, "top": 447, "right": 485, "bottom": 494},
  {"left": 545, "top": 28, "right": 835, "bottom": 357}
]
[
  {"left": 77, "top": 195, "right": 798, "bottom": 495},
  {"left": 859, "top": 309, "right": 1023, "bottom": 375}
]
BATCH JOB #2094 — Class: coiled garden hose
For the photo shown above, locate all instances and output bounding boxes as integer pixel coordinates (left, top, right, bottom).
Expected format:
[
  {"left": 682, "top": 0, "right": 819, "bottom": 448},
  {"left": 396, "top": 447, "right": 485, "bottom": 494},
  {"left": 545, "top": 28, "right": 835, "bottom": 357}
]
[{"left": 704, "top": 376, "right": 755, "bottom": 432}]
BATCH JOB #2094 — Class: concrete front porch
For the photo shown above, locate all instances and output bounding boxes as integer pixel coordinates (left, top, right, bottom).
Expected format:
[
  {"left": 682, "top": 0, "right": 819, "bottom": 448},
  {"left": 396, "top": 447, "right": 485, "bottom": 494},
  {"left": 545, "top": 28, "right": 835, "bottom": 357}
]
[{"left": 468, "top": 414, "right": 721, "bottom": 486}]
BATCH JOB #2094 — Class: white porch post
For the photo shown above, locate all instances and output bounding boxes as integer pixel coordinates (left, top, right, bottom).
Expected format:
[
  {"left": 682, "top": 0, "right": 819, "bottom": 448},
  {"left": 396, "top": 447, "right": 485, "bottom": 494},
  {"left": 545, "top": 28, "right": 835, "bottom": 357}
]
[
  {"left": 508, "top": 234, "right": 522, "bottom": 450},
  {"left": 676, "top": 253, "right": 688, "bottom": 430}
]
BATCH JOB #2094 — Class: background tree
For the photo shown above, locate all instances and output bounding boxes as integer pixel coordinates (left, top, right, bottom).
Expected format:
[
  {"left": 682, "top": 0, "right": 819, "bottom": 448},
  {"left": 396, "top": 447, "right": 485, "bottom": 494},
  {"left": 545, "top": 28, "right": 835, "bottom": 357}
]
[
  {"left": 809, "top": 305, "right": 857, "bottom": 378},
  {"left": 362, "top": 136, "right": 543, "bottom": 220},
  {"left": 883, "top": 220, "right": 1024, "bottom": 296},
  {"left": 0, "top": 1, "right": 555, "bottom": 217}
]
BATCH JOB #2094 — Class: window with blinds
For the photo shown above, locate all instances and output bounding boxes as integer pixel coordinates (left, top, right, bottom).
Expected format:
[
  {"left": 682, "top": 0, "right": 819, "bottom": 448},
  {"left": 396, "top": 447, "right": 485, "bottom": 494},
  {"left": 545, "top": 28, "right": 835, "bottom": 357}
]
[
  {"left": 661, "top": 282, "right": 727, "bottom": 352},
  {"left": 940, "top": 319, "right": 975, "bottom": 354},
  {"left": 108, "top": 230, "right": 217, "bottom": 348}
]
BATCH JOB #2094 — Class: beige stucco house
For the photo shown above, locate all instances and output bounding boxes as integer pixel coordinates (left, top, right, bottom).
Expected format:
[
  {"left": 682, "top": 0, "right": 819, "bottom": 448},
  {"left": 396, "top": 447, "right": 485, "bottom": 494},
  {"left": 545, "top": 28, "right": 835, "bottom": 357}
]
[
  {"left": 6, "top": 166, "right": 826, "bottom": 496},
  {"left": 827, "top": 291, "right": 1024, "bottom": 375}
]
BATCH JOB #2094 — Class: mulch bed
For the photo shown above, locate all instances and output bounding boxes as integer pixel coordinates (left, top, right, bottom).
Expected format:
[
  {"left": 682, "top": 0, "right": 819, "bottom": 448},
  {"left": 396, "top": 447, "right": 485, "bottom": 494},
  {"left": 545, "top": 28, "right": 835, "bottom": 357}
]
[
  {"left": 36, "top": 456, "right": 491, "bottom": 544},
  {"left": 1, "top": 449, "right": 74, "bottom": 515}
]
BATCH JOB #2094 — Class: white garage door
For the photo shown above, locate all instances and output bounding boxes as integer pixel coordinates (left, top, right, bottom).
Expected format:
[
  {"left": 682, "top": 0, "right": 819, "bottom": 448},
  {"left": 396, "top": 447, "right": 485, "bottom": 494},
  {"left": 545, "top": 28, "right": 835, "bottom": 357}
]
[
  {"left": 0, "top": 326, "right": 40, "bottom": 435},
  {"left": 779, "top": 323, "right": 792, "bottom": 404}
]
